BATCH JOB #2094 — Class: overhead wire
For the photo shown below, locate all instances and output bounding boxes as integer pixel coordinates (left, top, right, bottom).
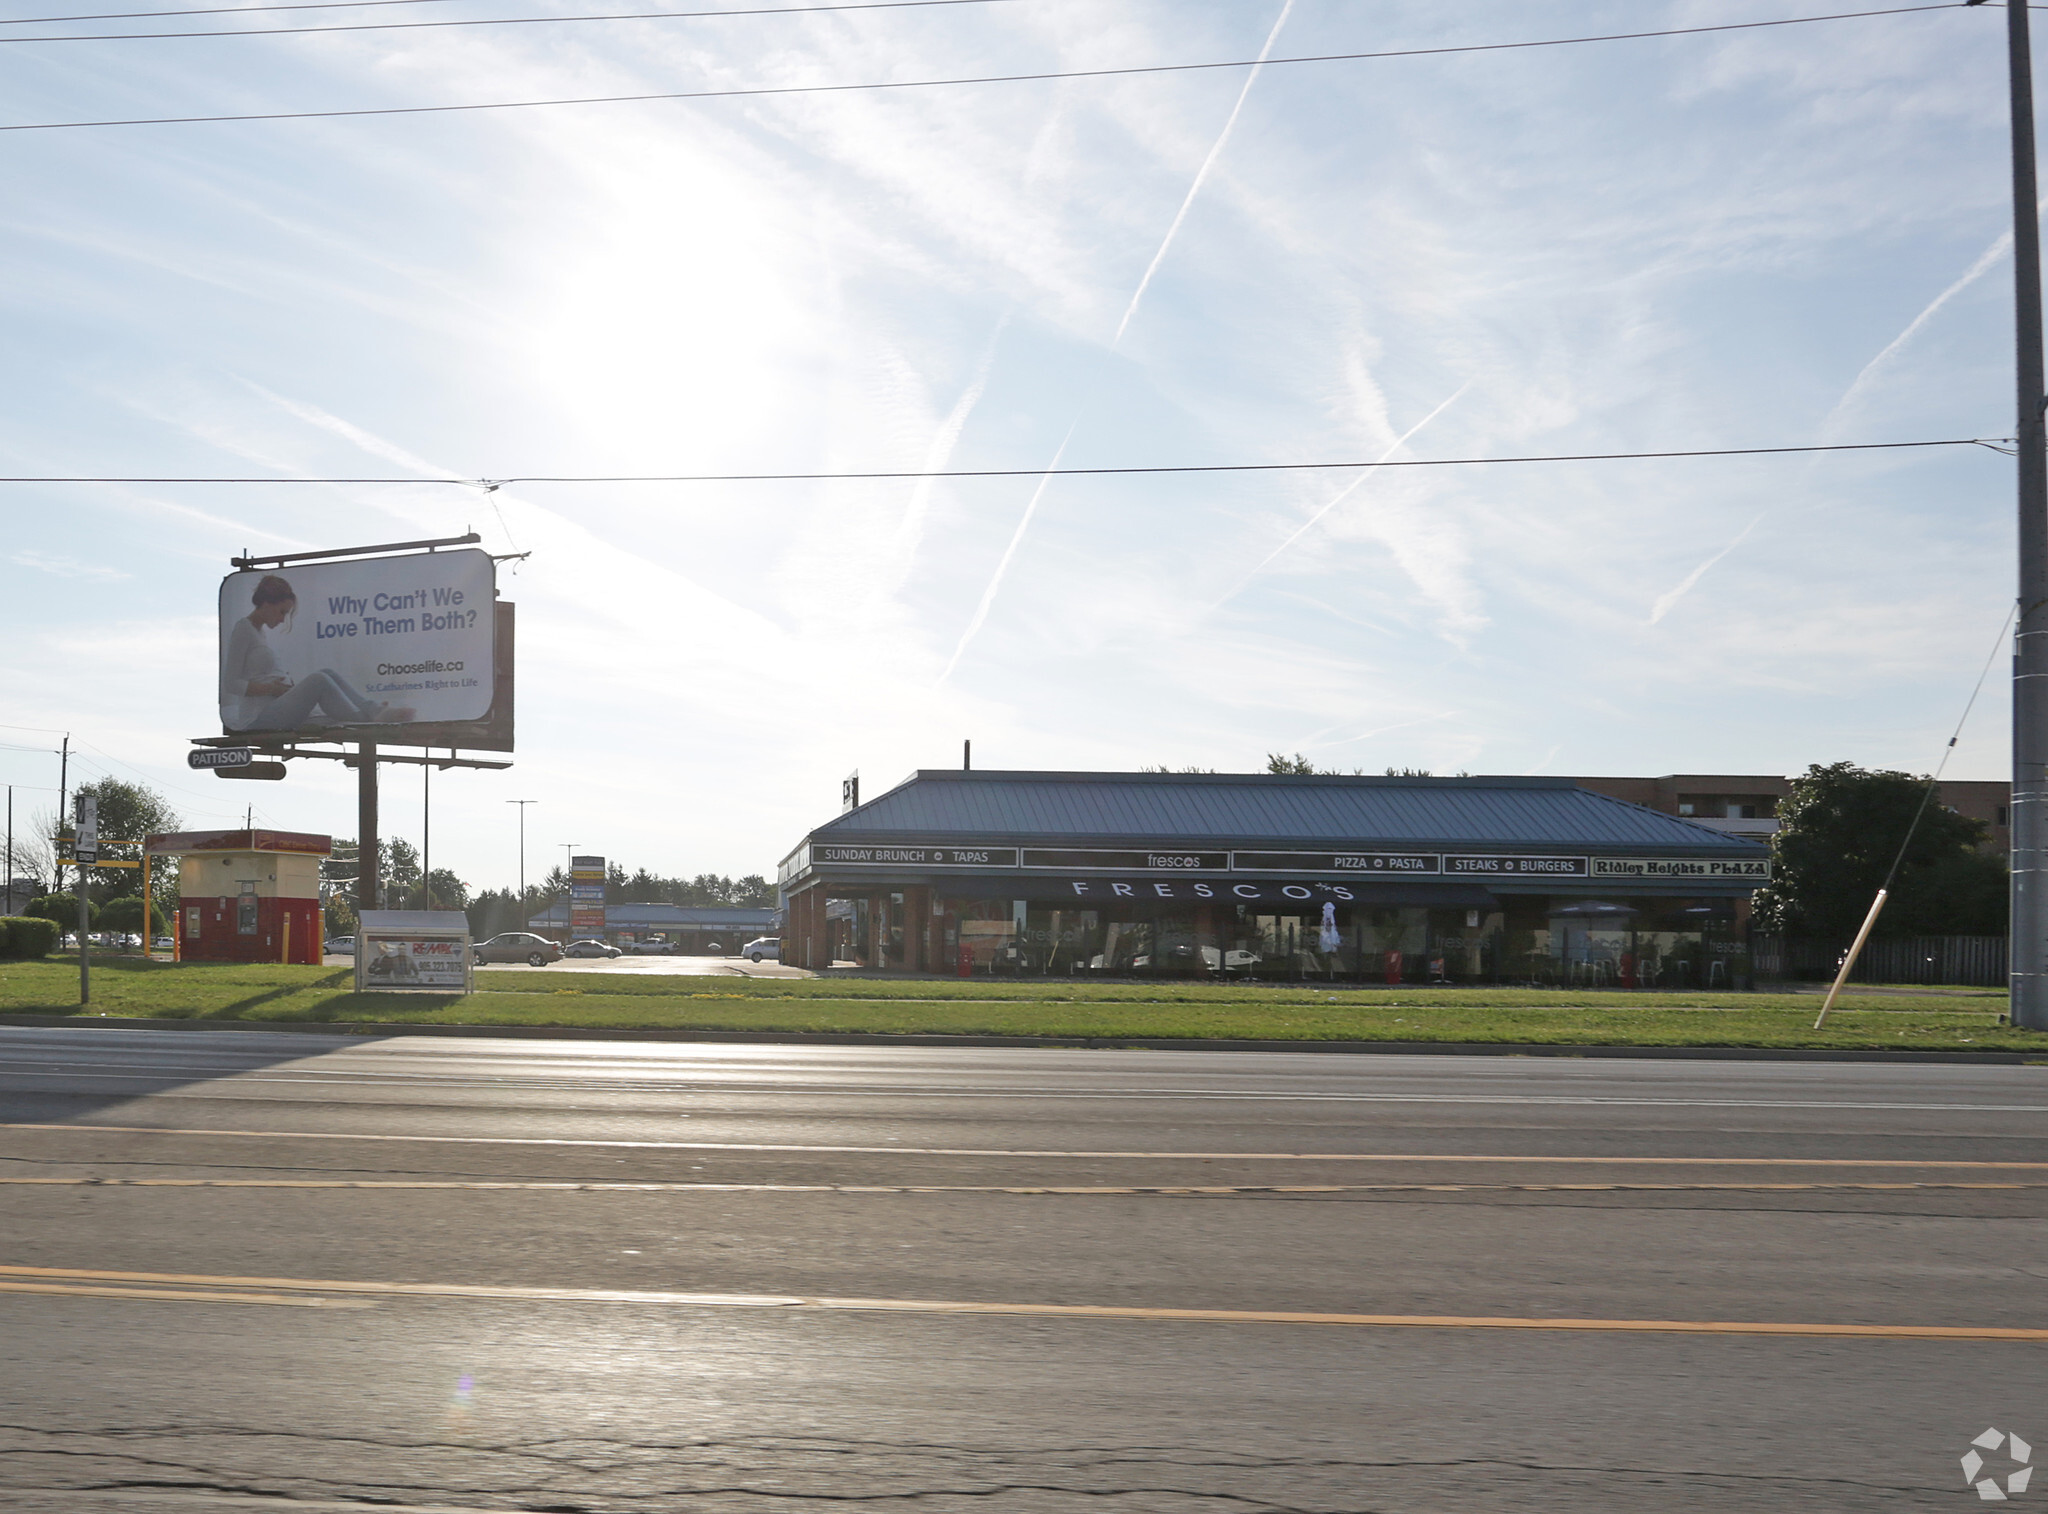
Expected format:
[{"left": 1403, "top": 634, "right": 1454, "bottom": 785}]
[
  {"left": 0, "top": 5, "right": 1965, "bottom": 130},
  {"left": 0, "top": 438, "right": 2011, "bottom": 487},
  {"left": 0, "top": 0, "right": 1020, "bottom": 41}
]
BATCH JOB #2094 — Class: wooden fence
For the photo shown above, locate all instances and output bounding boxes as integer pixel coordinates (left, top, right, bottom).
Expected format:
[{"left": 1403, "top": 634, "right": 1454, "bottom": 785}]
[{"left": 1751, "top": 934, "right": 2008, "bottom": 988}]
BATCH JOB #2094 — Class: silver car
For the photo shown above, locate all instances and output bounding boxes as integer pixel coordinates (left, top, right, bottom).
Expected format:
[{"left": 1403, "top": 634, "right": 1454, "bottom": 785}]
[
  {"left": 564, "top": 938, "right": 621, "bottom": 959},
  {"left": 474, "top": 932, "right": 564, "bottom": 967},
  {"left": 743, "top": 936, "right": 780, "bottom": 963}
]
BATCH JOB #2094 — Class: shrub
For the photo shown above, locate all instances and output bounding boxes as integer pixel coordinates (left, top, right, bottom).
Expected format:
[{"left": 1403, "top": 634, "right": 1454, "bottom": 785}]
[{"left": 0, "top": 916, "right": 61, "bottom": 959}]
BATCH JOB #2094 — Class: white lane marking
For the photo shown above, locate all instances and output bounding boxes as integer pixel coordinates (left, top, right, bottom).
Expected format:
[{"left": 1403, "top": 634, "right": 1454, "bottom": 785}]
[
  {"left": 3, "top": 1068, "right": 2046, "bottom": 1110},
  {"left": 6, "top": 1122, "right": 2048, "bottom": 1166}
]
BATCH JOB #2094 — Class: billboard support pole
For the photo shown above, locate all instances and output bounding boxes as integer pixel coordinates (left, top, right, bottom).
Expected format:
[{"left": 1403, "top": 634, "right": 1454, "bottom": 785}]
[{"left": 358, "top": 742, "right": 379, "bottom": 915}]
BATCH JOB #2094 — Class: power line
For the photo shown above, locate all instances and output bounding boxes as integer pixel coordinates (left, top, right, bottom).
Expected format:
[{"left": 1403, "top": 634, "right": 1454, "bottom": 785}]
[
  {"left": 2, "top": 0, "right": 469, "bottom": 23},
  {"left": 0, "top": 0, "right": 1017, "bottom": 42},
  {"left": 0, "top": 5, "right": 1961, "bottom": 131},
  {"left": 0, "top": 438, "right": 2006, "bottom": 487}
]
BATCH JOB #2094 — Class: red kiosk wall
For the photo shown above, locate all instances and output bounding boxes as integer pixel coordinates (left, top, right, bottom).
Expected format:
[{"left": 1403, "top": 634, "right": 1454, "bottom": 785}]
[{"left": 178, "top": 896, "right": 323, "bottom": 964}]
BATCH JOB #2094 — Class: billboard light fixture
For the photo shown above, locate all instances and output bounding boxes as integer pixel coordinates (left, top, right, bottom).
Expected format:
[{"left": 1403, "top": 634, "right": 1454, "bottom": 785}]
[{"left": 230, "top": 531, "right": 480, "bottom": 571}]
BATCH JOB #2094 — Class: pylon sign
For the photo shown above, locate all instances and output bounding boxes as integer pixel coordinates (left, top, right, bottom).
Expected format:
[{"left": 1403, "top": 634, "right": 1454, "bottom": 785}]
[{"left": 570, "top": 855, "right": 606, "bottom": 940}]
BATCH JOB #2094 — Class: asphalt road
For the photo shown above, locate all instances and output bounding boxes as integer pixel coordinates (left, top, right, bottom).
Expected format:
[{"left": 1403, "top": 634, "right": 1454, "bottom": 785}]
[{"left": 1, "top": 1027, "right": 2045, "bottom": 1511}]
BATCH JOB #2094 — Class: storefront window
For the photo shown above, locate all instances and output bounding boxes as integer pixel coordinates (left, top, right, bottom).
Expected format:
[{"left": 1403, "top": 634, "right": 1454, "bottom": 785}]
[{"left": 931, "top": 892, "right": 1746, "bottom": 985}]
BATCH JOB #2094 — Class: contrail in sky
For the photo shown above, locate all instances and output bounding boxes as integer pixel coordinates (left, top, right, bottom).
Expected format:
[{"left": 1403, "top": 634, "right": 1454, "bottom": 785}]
[
  {"left": 1210, "top": 381, "right": 1470, "bottom": 611},
  {"left": 1648, "top": 511, "right": 1763, "bottom": 624},
  {"left": 1111, "top": 0, "right": 1294, "bottom": 348},
  {"left": 938, "top": 1, "right": 1290, "bottom": 679},
  {"left": 1823, "top": 224, "right": 2015, "bottom": 435},
  {"left": 937, "top": 422, "right": 1077, "bottom": 683},
  {"left": 889, "top": 309, "right": 1011, "bottom": 579}
]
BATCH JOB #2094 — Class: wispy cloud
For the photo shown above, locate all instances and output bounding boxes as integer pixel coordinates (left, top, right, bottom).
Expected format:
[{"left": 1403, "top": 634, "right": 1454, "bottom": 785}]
[{"left": 8, "top": 551, "right": 129, "bottom": 582}]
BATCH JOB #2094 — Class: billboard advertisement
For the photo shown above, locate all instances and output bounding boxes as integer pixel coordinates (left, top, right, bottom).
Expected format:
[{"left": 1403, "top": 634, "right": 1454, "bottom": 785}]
[
  {"left": 570, "top": 854, "right": 607, "bottom": 940},
  {"left": 218, "top": 550, "right": 497, "bottom": 741}
]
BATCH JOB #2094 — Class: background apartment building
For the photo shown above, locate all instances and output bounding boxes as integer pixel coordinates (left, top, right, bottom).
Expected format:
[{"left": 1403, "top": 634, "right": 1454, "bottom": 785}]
[{"left": 1568, "top": 775, "right": 2011, "bottom": 856}]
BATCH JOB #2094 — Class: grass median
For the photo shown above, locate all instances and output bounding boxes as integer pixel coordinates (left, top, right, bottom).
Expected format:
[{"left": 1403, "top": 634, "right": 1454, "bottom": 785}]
[{"left": 0, "top": 956, "right": 2040, "bottom": 1052}]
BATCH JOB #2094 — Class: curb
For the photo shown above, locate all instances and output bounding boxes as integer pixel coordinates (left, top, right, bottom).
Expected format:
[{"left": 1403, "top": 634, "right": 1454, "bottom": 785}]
[{"left": 0, "top": 1013, "right": 2034, "bottom": 1064}]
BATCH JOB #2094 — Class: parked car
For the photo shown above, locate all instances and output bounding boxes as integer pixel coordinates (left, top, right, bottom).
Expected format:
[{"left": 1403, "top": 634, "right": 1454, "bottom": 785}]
[
  {"left": 743, "top": 936, "right": 780, "bottom": 963},
  {"left": 626, "top": 937, "right": 673, "bottom": 955},
  {"left": 565, "top": 938, "right": 621, "bottom": 959},
  {"left": 324, "top": 935, "right": 356, "bottom": 956},
  {"left": 152, "top": 936, "right": 174, "bottom": 953},
  {"left": 475, "top": 932, "right": 564, "bottom": 966}
]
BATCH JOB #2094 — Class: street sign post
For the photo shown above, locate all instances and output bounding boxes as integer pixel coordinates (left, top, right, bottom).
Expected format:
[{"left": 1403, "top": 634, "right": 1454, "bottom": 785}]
[
  {"left": 215, "top": 763, "right": 288, "bottom": 782},
  {"left": 73, "top": 795, "right": 95, "bottom": 1006},
  {"left": 189, "top": 747, "right": 254, "bottom": 770}
]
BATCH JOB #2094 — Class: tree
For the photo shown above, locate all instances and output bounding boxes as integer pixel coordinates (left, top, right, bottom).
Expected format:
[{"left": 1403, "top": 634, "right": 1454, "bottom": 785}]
[
  {"left": 382, "top": 838, "right": 421, "bottom": 899},
  {"left": 1753, "top": 762, "right": 2007, "bottom": 938},
  {"left": 98, "top": 896, "right": 166, "bottom": 937},
  {"left": 69, "top": 780, "right": 179, "bottom": 903},
  {"left": 25, "top": 894, "right": 90, "bottom": 929},
  {"left": 418, "top": 868, "right": 469, "bottom": 911}
]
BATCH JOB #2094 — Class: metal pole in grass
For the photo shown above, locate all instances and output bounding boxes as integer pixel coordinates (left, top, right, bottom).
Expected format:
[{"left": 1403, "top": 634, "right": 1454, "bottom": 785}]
[
  {"left": 1815, "top": 610, "right": 2016, "bottom": 1029},
  {"left": 1970, "top": 0, "right": 2048, "bottom": 1027}
]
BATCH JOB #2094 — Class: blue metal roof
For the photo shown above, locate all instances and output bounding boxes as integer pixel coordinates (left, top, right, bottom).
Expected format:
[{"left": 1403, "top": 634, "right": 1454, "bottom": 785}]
[{"left": 811, "top": 771, "right": 1765, "bottom": 854}]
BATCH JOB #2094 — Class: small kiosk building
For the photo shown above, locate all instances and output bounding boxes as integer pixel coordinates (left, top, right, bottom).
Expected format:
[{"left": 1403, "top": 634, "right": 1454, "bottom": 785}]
[{"left": 145, "top": 828, "right": 331, "bottom": 965}]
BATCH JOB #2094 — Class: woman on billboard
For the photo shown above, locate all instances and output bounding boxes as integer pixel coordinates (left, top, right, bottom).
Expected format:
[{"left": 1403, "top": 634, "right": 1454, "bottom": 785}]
[{"left": 221, "top": 575, "right": 416, "bottom": 731}]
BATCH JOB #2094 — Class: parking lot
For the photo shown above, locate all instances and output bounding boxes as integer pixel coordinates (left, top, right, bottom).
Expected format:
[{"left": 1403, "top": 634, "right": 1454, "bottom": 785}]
[{"left": 321, "top": 951, "right": 806, "bottom": 978}]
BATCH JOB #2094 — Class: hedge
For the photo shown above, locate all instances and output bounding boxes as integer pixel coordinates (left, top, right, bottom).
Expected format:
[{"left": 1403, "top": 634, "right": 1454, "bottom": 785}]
[{"left": 0, "top": 916, "right": 61, "bottom": 960}]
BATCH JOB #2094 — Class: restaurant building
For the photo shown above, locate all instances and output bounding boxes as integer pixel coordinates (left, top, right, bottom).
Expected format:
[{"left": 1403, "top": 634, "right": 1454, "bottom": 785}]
[{"left": 777, "top": 770, "right": 1772, "bottom": 986}]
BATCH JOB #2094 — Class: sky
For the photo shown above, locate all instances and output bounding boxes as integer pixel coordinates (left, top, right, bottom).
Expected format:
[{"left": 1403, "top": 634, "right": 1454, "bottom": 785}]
[{"left": 0, "top": 0, "right": 2031, "bottom": 892}]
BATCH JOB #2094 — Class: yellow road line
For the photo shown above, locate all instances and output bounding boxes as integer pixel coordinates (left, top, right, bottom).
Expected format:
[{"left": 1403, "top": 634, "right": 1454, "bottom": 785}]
[
  {"left": 6, "top": 1122, "right": 2048, "bottom": 1168},
  {"left": 0, "top": 1278, "right": 369, "bottom": 1307},
  {"left": 0, "top": 1263, "right": 2037, "bottom": 1338},
  {"left": 0, "top": 1177, "right": 2039, "bottom": 1194}
]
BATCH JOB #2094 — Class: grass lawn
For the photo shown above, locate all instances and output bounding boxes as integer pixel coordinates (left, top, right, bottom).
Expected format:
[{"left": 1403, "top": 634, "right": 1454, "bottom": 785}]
[{"left": 0, "top": 956, "right": 2040, "bottom": 1052}]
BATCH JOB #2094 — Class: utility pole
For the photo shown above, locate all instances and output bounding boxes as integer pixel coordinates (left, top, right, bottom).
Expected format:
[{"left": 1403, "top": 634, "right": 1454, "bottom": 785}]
[
  {"left": 1986, "top": 0, "right": 2048, "bottom": 1029},
  {"left": 507, "top": 800, "right": 535, "bottom": 923}
]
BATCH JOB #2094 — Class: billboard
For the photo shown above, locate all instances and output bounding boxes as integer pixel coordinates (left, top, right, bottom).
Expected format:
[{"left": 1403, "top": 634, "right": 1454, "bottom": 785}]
[{"left": 218, "top": 550, "right": 499, "bottom": 742}]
